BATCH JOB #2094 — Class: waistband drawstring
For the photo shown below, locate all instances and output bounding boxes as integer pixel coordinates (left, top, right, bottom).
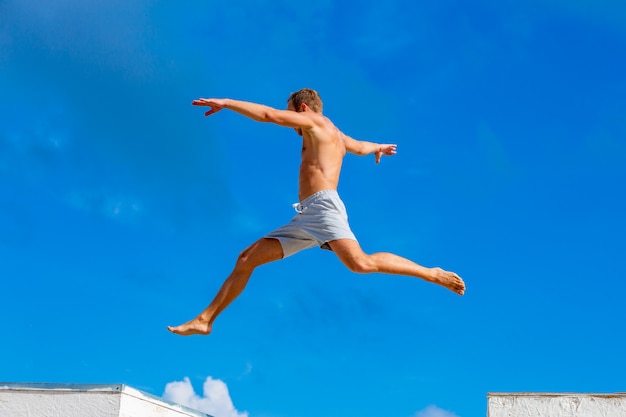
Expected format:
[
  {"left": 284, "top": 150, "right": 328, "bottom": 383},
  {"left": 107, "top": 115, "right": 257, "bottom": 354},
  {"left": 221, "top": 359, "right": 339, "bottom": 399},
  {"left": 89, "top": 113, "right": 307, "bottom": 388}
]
[{"left": 292, "top": 202, "right": 304, "bottom": 213}]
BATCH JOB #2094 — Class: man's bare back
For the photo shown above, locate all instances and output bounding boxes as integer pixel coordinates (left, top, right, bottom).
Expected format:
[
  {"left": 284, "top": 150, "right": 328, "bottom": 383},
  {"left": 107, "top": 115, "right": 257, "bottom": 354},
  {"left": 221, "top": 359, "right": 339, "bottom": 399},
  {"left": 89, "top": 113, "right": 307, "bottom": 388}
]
[
  {"left": 295, "top": 115, "right": 345, "bottom": 200},
  {"left": 167, "top": 89, "right": 464, "bottom": 336}
]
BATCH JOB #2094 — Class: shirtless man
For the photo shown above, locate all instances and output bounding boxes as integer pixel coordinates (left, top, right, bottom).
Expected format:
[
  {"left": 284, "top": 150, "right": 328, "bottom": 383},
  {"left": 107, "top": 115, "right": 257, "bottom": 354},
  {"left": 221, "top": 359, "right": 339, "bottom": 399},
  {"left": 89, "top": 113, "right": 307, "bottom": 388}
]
[{"left": 168, "top": 88, "right": 465, "bottom": 336}]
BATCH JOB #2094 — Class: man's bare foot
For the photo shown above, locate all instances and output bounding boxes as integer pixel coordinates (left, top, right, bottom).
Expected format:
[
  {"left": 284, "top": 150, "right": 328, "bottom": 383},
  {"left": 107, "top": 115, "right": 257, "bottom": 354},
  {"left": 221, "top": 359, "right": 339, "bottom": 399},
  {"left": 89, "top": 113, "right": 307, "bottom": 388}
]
[
  {"left": 431, "top": 267, "right": 466, "bottom": 295},
  {"left": 167, "top": 317, "right": 212, "bottom": 336}
]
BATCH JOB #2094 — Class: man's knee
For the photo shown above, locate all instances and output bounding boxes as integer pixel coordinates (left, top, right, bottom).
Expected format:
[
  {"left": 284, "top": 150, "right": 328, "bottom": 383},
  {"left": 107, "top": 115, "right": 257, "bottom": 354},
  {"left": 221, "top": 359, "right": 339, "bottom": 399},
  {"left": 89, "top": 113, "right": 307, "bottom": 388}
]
[
  {"left": 235, "top": 247, "right": 257, "bottom": 270},
  {"left": 343, "top": 254, "right": 376, "bottom": 274},
  {"left": 234, "top": 239, "right": 283, "bottom": 271},
  {"left": 329, "top": 240, "right": 377, "bottom": 274}
]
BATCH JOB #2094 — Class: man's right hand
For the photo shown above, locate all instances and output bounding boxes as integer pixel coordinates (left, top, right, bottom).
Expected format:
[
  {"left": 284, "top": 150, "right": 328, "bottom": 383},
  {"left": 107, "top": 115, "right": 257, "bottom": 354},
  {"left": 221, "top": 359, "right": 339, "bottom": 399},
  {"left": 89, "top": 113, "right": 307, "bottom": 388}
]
[{"left": 375, "top": 144, "right": 397, "bottom": 164}]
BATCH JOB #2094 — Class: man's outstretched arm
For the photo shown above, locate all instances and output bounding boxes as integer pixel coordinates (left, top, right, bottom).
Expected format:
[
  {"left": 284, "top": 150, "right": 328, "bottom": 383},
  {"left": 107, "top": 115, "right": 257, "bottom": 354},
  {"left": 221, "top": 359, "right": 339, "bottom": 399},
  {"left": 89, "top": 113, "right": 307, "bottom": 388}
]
[
  {"left": 343, "top": 134, "right": 397, "bottom": 164},
  {"left": 192, "top": 98, "right": 314, "bottom": 129}
]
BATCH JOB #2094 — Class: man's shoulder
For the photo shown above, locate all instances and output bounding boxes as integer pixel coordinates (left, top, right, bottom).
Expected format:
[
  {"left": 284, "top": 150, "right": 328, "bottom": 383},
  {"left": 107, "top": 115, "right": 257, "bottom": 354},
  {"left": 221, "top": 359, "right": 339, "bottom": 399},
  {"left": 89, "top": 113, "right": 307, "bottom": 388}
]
[{"left": 305, "top": 111, "right": 328, "bottom": 124}]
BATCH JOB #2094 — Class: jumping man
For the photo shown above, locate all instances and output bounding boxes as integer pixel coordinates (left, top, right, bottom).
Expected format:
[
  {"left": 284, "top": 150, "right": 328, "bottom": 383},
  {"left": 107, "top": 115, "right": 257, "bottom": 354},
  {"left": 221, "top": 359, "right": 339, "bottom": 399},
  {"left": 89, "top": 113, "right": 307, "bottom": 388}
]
[{"left": 168, "top": 88, "right": 465, "bottom": 336}]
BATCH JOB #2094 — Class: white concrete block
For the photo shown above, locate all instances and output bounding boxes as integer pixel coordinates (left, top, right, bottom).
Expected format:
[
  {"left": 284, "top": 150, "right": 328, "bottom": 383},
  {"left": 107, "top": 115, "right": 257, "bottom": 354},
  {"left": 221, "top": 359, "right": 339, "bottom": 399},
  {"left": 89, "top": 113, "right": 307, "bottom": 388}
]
[
  {"left": 0, "top": 383, "right": 211, "bottom": 417},
  {"left": 488, "top": 392, "right": 626, "bottom": 417}
]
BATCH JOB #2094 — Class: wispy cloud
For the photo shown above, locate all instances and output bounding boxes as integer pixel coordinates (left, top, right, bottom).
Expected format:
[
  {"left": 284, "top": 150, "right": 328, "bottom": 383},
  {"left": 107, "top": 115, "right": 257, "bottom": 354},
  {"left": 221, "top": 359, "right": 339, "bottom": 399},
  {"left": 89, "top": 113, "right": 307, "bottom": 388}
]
[
  {"left": 1, "top": 0, "right": 235, "bottom": 233},
  {"left": 414, "top": 405, "right": 460, "bottom": 417},
  {"left": 163, "top": 377, "right": 248, "bottom": 417},
  {"left": 65, "top": 189, "right": 142, "bottom": 222}
]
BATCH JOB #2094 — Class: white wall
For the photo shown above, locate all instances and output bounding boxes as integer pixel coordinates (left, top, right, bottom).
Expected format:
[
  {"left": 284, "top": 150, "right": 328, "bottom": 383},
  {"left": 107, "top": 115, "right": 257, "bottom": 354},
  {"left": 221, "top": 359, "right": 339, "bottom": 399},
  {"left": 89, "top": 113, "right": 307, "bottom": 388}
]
[
  {"left": 488, "top": 393, "right": 626, "bottom": 417},
  {"left": 0, "top": 383, "right": 211, "bottom": 417}
]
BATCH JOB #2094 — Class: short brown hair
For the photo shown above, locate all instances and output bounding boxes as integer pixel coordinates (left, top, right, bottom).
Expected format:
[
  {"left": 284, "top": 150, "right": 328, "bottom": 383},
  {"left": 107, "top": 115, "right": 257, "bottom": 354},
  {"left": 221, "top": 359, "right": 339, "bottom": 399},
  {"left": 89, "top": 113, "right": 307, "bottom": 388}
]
[{"left": 288, "top": 88, "right": 323, "bottom": 113}]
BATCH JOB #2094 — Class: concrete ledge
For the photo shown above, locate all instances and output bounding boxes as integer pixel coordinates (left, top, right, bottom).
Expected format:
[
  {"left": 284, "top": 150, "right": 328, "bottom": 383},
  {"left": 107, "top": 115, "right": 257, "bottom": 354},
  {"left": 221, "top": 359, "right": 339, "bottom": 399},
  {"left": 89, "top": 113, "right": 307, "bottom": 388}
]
[
  {"left": 488, "top": 392, "right": 626, "bottom": 417},
  {"left": 0, "top": 382, "right": 211, "bottom": 417}
]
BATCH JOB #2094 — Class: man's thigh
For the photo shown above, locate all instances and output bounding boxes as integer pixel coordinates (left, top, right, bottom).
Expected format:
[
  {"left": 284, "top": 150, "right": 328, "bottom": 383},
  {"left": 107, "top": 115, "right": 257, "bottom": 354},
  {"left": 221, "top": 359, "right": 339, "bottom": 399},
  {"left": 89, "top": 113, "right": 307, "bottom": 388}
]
[
  {"left": 241, "top": 238, "right": 285, "bottom": 265},
  {"left": 327, "top": 239, "right": 366, "bottom": 268}
]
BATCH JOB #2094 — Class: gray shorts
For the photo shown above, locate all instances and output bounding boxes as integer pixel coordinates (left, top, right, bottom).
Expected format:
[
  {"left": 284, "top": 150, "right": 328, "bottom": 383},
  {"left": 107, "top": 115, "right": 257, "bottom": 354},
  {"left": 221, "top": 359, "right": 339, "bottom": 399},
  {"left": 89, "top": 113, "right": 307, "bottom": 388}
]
[{"left": 264, "top": 190, "right": 357, "bottom": 258}]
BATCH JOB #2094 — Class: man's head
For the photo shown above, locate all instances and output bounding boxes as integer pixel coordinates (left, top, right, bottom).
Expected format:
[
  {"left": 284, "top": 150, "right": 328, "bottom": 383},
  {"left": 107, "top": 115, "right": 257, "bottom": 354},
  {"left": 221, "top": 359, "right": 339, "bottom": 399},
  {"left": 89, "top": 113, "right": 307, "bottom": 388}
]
[{"left": 287, "top": 88, "right": 323, "bottom": 113}]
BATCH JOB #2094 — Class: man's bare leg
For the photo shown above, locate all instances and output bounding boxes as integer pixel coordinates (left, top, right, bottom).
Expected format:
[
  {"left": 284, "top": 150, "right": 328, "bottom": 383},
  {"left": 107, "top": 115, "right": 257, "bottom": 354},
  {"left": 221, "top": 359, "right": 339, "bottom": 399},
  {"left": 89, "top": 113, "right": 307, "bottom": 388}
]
[
  {"left": 328, "top": 239, "right": 465, "bottom": 295},
  {"left": 168, "top": 238, "right": 284, "bottom": 336}
]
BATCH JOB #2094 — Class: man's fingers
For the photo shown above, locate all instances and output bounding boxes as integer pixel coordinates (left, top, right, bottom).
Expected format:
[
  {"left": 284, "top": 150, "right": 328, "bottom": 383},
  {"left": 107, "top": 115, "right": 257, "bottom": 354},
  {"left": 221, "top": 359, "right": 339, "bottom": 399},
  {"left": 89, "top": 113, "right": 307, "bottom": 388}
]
[
  {"left": 204, "top": 107, "right": 222, "bottom": 117},
  {"left": 193, "top": 98, "right": 213, "bottom": 106},
  {"left": 385, "top": 145, "right": 397, "bottom": 155}
]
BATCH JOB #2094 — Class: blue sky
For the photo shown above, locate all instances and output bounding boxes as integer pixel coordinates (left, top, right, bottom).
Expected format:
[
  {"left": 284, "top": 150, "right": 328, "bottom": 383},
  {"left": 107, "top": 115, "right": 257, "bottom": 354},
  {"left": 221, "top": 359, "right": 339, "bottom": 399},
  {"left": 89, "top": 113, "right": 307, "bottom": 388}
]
[{"left": 1, "top": 1, "right": 625, "bottom": 416}]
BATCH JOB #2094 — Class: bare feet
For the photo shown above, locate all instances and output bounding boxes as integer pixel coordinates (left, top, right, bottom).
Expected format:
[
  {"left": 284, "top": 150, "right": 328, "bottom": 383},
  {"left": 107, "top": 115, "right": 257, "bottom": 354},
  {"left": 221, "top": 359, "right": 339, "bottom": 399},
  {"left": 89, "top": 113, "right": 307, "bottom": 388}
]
[
  {"left": 431, "top": 267, "right": 466, "bottom": 295},
  {"left": 167, "top": 317, "right": 212, "bottom": 336}
]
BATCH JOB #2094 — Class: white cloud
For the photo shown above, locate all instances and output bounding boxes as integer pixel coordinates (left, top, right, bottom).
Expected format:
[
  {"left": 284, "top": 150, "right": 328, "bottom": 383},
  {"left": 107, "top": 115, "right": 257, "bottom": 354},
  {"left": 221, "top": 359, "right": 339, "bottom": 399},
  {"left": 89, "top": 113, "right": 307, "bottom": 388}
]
[
  {"left": 65, "top": 189, "right": 142, "bottom": 222},
  {"left": 414, "top": 405, "right": 460, "bottom": 417},
  {"left": 163, "top": 377, "right": 248, "bottom": 417}
]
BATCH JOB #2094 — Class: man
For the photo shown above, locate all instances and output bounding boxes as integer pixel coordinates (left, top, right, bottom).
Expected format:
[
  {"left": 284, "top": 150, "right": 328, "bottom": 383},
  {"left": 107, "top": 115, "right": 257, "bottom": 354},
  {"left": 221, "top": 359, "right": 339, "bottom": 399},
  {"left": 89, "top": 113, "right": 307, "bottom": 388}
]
[{"left": 168, "top": 88, "right": 465, "bottom": 336}]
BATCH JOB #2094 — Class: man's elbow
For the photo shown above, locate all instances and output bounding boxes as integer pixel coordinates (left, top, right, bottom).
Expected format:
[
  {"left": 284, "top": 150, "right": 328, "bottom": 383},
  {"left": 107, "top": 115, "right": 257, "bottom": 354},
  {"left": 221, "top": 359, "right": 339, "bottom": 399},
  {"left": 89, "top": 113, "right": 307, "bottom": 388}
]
[
  {"left": 354, "top": 145, "right": 368, "bottom": 156},
  {"left": 263, "top": 109, "right": 285, "bottom": 124}
]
